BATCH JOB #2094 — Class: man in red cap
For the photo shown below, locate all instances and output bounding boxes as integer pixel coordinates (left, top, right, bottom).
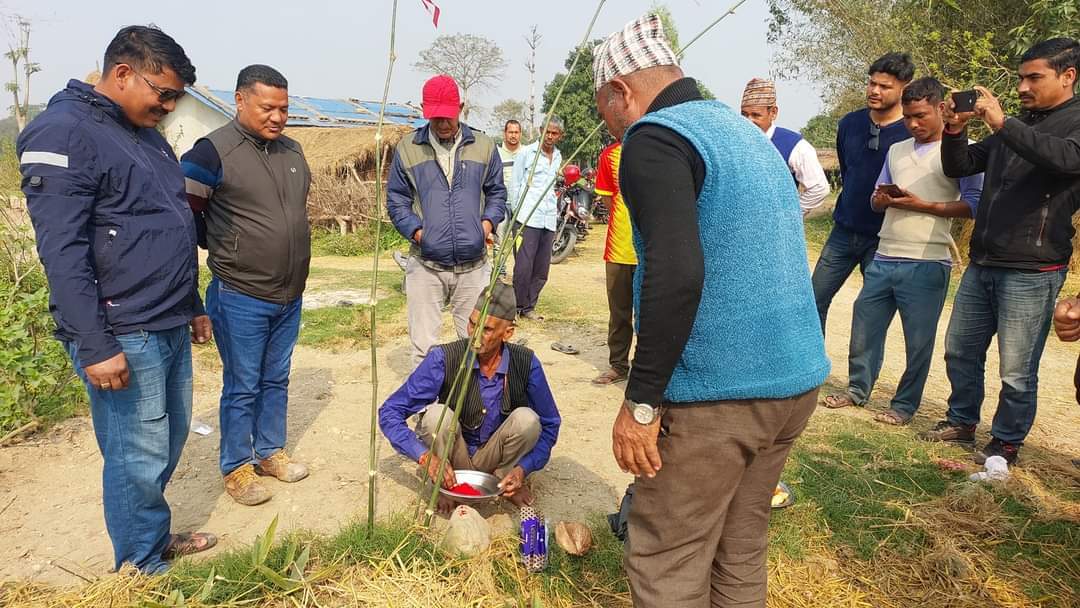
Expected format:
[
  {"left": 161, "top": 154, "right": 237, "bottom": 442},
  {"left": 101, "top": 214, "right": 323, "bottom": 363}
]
[{"left": 387, "top": 75, "right": 508, "bottom": 364}]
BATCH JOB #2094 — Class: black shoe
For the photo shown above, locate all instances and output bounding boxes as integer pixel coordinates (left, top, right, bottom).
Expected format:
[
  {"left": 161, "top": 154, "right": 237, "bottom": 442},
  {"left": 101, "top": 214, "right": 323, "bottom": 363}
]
[
  {"left": 917, "top": 420, "right": 976, "bottom": 445},
  {"left": 973, "top": 437, "right": 1019, "bottom": 465}
]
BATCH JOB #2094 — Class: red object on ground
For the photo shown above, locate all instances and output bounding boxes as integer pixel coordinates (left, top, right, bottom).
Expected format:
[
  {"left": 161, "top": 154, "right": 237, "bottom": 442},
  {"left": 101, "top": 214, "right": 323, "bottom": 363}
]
[{"left": 449, "top": 482, "right": 484, "bottom": 496}]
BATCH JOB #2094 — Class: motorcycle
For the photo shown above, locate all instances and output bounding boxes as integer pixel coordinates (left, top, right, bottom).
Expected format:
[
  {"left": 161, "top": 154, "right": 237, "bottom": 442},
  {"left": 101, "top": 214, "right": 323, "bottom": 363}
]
[
  {"left": 583, "top": 167, "right": 609, "bottom": 225},
  {"left": 551, "top": 164, "right": 594, "bottom": 264}
]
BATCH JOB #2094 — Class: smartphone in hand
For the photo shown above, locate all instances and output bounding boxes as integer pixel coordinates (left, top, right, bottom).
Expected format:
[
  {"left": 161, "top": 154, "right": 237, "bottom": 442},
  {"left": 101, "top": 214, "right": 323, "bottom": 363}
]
[
  {"left": 952, "top": 90, "right": 978, "bottom": 113},
  {"left": 878, "top": 184, "right": 905, "bottom": 198}
]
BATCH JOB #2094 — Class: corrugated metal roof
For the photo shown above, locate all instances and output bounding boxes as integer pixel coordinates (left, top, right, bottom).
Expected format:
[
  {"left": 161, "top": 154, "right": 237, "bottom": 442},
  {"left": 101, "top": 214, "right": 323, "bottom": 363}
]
[{"left": 188, "top": 85, "right": 426, "bottom": 128}]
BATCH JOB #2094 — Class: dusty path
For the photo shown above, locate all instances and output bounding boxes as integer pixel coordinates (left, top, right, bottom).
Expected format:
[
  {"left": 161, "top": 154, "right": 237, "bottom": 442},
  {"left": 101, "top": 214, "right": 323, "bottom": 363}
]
[{"left": 2, "top": 232, "right": 1078, "bottom": 586}]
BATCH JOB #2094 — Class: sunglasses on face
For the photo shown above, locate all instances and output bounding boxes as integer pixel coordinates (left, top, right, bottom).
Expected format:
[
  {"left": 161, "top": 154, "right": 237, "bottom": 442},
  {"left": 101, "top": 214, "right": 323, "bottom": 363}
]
[
  {"left": 131, "top": 68, "right": 184, "bottom": 103},
  {"left": 868, "top": 122, "right": 881, "bottom": 151}
]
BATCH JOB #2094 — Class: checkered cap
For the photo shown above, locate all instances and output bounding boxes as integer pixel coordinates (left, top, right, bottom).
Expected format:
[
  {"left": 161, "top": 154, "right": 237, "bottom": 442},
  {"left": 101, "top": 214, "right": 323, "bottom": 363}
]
[
  {"left": 592, "top": 14, "right": 679, "bottom": 92},
  {"left": 741, "top": 78, "right": 777, "bottom": 107}
]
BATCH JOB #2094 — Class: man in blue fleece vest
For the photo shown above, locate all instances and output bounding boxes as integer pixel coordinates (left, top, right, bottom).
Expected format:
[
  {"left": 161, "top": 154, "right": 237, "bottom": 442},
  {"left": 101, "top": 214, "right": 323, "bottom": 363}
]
[{"left": 593, "top": 14, "right": 830, "bottom": 608}]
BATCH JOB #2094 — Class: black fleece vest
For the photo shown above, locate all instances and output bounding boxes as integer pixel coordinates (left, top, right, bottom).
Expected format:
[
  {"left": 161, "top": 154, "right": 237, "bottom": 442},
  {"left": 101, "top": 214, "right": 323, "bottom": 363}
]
[{"left": 437, "top": 339, "right": 533, "bottom": 430}]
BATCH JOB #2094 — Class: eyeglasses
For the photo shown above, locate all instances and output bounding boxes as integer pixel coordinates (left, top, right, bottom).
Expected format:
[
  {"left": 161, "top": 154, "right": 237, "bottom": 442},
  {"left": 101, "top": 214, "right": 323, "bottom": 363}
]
[
  {"left": 131, "top": 68, "right": 184, "bottom": 103},
  {"left": 868, "top": 122, "right": 881, "bottom": 151}
]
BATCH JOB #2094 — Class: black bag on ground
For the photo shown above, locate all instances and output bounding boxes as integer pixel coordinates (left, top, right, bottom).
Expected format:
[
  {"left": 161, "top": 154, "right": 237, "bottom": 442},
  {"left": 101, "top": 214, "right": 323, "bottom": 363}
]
[{"left": 607, "top": 483, "right": 634, "bottom": 542}]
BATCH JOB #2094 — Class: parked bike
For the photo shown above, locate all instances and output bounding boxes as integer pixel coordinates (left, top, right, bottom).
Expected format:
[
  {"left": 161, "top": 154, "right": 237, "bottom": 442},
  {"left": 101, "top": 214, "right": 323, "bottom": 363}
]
[{"left": 551, "top": 164, "right": 593, "bottom": 264}]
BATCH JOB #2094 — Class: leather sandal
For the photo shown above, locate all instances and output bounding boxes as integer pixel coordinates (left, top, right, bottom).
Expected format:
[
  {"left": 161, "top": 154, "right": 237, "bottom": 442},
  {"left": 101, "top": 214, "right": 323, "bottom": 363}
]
[{"left": 163, "top": 532, "right": 218, "bottom": 560}]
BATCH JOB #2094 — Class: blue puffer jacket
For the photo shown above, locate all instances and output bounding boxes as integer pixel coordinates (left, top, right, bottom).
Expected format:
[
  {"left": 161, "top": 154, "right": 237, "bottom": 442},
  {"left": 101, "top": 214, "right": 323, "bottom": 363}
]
[
  {"left": 18, "top": 80, "right": 202, "bottom": 367},
  {"left": 386, "top": 123, "right": 506, "bottom": 268}
]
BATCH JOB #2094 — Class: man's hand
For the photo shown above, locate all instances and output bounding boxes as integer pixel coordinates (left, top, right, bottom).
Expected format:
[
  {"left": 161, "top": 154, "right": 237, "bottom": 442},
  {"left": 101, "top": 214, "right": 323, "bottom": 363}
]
[
  {"left": 497, "top": 465, "right": 527, "bottom": 498},
  {"left": 482, "top": 219, "right": 494, "bottom": 246},
  {"left": 85, "top": 352, "right": 130, "bottom": 391},
  {"left": 871, "top": 189, "right": 895, "bottom": 210},
  {"left": 973, "top": 86, "right": 1006, "bottom": 132},
  {"left": 420, "top": 451, "right": 457, "bottom": 489},
  {"left": 190, "top": 315, "right": 212, "bottom": 344},
  {"left": 612, "top": 402, "right": 662, "bottom": 478},
  {"left": 884, "top": 190, "right": 928, "bottom": 212},
  {"left": 1054, "top": 296, "right": 1080, "bottom": 342},
  {"left": 944, "top": 94, "right": 975, "bottom": 135},
  {"left": 413, "top": 229, "right": 423, "bottom": 245}
]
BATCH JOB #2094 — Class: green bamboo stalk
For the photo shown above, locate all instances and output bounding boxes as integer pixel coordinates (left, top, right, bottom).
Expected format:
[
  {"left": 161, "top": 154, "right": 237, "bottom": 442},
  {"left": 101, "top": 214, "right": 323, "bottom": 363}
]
[
  {"left": 418, "top": 0, "right": 745, "bottom": 525},
  {"left": 420, "top": 0, "right": 609, "bottom": 526},
  {"left": 366, "top": 0, "right": 400, "bottom": 537}
]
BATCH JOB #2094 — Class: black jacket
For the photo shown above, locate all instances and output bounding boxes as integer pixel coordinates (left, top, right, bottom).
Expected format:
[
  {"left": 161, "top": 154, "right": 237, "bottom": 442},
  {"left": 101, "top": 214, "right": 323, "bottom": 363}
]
[{"left": 942, "top": 96, "right": 1080, "bottom": 270}]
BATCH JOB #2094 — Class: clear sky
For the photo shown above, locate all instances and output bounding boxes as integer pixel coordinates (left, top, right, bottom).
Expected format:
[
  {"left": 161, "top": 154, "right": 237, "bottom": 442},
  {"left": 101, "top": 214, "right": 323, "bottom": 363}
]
[{"left": 2, "top": 0, "right": 824, "bottom": 131}]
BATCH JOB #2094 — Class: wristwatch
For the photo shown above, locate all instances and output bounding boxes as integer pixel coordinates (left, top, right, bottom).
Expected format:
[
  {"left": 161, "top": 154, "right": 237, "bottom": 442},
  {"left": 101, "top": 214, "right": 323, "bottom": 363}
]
[{"left": 624, "top": 399, "right": 660, "bottom": 425}]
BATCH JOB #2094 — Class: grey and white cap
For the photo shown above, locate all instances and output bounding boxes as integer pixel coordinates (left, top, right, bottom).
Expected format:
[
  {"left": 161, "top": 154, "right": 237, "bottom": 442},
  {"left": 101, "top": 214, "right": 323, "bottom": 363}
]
[{"left": 592, "top": 13, "right": 679, "bottom": 92}]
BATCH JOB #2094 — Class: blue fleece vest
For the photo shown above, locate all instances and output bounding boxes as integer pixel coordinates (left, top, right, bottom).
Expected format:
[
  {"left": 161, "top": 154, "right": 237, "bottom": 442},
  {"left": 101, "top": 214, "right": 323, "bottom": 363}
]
[{"left": 627, "top": 100, "right": 830, "bottom": 403}]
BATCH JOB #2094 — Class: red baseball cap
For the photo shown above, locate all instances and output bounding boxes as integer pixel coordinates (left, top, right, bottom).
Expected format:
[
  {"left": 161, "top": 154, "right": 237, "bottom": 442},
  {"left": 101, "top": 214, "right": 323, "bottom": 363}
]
[{"left": 422, "top": 75, "right": 461, "bottom": 119}]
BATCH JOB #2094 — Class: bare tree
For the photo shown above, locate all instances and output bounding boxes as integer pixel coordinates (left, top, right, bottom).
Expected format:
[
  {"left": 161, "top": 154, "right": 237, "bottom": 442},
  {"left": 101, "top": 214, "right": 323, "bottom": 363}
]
[
  {"left": 4, "top": 16, "right": 40, "bottom": 134},
  {"left": 523, "top": 25, "right": 541, "bottom": 139},
  {"left": 490, "top": 99, "right": 527, "bottom": 135},
  {"left": 414, "top": 33, "right": 506, "bottom": 121}
]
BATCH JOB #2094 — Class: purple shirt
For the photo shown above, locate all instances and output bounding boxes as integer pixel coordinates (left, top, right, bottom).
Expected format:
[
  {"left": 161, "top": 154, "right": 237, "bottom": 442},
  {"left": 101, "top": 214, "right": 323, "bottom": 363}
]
[{"left": 378, "top": 345, "right": 561, "bottom": 476}]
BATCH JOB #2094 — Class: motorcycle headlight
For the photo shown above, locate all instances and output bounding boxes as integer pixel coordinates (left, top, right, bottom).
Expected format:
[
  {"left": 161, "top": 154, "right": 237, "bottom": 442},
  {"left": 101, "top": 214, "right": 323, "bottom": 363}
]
[{"left": 576, "top": 208, "right": 590, "bottom": 220}]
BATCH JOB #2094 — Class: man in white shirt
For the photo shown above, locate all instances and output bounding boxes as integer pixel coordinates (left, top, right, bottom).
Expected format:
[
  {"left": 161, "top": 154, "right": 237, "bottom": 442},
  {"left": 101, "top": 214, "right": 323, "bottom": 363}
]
[
  {"left": 509, "top": 116, "right": 564, "bottom": 320},
  {"left": 741, "top": 78, "right": 830, "bottom": 216},
  {"left": 495, "top": 120, "right": 523, "bottom": 275}
]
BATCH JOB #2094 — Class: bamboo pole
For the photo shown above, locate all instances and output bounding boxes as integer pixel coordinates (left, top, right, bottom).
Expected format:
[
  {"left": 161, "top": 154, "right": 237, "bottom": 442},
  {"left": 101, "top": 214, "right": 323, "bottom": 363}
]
[
  {"left": 366, "top": 0, "right": 400, "bottom": 536},
  {"left": 419, "top": 0, "right": 609, "bottom": 526},
  {"left": 417, "top": 0, "right": 749, "bottom": 525}
]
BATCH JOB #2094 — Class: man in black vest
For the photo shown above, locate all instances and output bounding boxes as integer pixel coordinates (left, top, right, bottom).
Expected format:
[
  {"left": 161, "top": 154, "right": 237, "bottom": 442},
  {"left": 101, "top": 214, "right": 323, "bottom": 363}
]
[
  {"left": 379, "top": 282, "right": 562, "bottom": 512},
  {"left": 182, "top": 65, "right": 312, "bottom": 506}
]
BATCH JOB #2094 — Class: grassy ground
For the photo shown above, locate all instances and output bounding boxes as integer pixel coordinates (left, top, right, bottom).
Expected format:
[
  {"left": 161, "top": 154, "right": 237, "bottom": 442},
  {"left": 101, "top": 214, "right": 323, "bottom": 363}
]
[{"left": 5, "top": 414, "right": 1075, "bottom": 607}]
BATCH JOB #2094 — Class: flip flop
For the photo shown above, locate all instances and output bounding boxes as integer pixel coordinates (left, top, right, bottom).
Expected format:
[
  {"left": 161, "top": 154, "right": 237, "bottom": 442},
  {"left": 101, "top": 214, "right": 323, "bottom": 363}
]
[
  {"left": 873, "top": 409, "right": 912, "bottom": 426},
  {"left": 163, "top": 532, "right": 218, "bottom": 560},
  {"left": 822, "top": 393, "right": 856, "bottom": 409},
  {"left": 551, "top": 342, "right": 579, "bottom": 355}
]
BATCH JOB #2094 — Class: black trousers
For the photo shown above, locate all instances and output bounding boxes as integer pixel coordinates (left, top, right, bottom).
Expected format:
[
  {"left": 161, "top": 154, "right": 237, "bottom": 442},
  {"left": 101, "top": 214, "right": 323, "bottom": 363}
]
[{"left": 512, "top": 222, "right": 554, "bottom": 314}]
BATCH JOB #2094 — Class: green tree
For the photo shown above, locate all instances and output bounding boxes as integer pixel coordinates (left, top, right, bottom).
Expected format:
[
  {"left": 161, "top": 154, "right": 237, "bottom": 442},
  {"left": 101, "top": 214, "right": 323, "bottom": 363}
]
[
  {"left": 541, "top": 40, "right": 607, "bottom": 168},
  {"left": 800, "top": 112, "right": 842, "bottom": 149},
  {"left": 766, "top": 0, "right": 1077, "bottom": 118}
]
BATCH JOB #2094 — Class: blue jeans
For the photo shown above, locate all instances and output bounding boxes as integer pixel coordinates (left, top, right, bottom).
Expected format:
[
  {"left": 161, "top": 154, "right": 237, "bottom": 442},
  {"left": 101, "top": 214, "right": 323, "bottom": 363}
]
[
  {"left": 66, "top": 325, "right": 192, "bottom": 574},
  {"left": 944, "top": 264, "right": 1066, "bottom": 444},
  {"left": 811, "top": 224, "right": 879, "bottom": 334},
  {"left": 205, "top": 277, "right": 302, "bottom": 475},
  {"left": 847, "top": 261, "right": 950, "bottom": 418}
]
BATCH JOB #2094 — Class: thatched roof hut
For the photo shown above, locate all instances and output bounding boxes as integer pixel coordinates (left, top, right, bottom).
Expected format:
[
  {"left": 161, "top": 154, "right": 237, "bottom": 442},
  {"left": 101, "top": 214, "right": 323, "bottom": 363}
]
[
  {"left": 287, "top": 126, "right": 415, "bottom": 231},
  {"left": 286, "top": 125, "right": 412, "bottom": 177},
  {"left": 817, "top": 148, "right": 839, "bottom": 173}
]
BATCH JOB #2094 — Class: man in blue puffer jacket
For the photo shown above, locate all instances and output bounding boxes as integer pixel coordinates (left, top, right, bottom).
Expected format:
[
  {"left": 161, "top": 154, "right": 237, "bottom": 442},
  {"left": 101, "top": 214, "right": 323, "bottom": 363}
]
[
  {"left": 387, "top": 75, "right": 507, "bottom": 364},
  {"left": 18, "top": 25, "right": 216, "bottom": 573}
]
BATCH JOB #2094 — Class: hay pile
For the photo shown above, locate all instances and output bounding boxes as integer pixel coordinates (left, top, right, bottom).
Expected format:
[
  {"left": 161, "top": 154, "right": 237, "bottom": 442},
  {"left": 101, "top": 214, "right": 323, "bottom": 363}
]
[{"left": 287, "top": 126, "right": 412, "bottom": 229}]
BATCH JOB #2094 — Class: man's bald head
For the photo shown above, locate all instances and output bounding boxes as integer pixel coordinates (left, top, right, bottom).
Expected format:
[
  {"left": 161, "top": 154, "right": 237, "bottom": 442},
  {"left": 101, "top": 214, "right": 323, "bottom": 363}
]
[{"left": 595, "top": 65, "right": 683, "bottom": 139}]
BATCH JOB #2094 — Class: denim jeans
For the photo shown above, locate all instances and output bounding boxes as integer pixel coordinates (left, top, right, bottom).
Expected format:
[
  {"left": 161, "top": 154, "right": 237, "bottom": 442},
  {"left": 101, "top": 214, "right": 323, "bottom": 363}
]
[
  {"left": 66, "top": 324, "right": 192, "bottom": 574},
  {"left": 205, "top": 277, "right": 302, "bottom": 475},
  {"left": 811, "top": 224, "right": 879, "bottom": 334},
  {"left": 847, "top": 261, "right": 950, "bottom": 418},
  {"left": 944, "top": 264, "right": 1066, "bottom": 444}
]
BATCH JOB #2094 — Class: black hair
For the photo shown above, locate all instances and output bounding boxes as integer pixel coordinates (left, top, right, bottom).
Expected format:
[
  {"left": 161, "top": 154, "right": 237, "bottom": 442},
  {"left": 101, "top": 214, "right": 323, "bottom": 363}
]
[
  {"left": 236, "top": 64, "right": 288, "bottom": 92},
  {"left": 503, "top": 119, "right": 521, "bottom": 131},
  {"left": 1021, "top": 37, "right": 1080, "bottom": 75},
  {"left": 902, "top": 76, "right": 945, "bottom": 105},
  {"left": 103, "top": 25, "right": 196, "bottom": 85},
  {"left": 868, "top": 52, "right": 915, "bottom": 83}
]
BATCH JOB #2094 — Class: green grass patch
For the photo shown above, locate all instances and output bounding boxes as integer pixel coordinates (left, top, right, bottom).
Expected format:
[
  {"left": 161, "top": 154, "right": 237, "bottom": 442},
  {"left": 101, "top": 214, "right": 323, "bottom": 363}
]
[{"left": 310, "top": 224, "right": 407, "bottom": 257}]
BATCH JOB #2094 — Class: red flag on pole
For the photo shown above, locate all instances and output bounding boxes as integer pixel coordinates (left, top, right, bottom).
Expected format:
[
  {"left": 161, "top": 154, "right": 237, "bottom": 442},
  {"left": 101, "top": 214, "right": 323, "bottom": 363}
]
[{"left": 420, "top": 0, "right": 440, "bottom": 28}]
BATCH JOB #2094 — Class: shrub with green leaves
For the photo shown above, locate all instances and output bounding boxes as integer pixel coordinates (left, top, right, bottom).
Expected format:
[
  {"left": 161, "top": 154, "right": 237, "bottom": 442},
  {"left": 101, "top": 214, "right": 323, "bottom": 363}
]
[{"left": 0, "top": 215, "right": 85, "bottom": 437}]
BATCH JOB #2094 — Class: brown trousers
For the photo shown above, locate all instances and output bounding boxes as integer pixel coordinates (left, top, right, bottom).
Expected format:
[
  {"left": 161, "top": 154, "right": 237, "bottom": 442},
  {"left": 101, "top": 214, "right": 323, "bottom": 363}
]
[
  {"left": 606, "top": 262, "right": 636, "bottom": 374},
  {"left": 417, "top": 403, "right": 541, "bottom": 478},
  {"left": 625, "top": 388, "right": 819, "bottom": 608}
]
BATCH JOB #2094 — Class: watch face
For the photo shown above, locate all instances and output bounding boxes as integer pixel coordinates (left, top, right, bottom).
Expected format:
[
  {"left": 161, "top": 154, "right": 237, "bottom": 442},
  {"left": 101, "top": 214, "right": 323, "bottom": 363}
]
[{"left": 632, "top": 404, "right": 654, "bottom": 425}]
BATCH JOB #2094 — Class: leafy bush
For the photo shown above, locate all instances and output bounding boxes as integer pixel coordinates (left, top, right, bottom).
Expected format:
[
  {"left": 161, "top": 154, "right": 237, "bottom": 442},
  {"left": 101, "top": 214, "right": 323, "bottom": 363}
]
[{"left": 0, "top": 213, "right": 85, "bottom": 437}]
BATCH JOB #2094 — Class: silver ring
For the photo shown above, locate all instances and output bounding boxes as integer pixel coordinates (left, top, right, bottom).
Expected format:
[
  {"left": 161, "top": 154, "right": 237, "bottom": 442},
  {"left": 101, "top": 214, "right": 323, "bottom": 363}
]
[{"left": 100, "top": 382, "right": 111, "bottom": 390}]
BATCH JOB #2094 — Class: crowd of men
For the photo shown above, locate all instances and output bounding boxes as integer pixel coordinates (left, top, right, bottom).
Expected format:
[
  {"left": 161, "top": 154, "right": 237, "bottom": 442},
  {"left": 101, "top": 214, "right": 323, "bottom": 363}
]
[{"left": 15, "top": 13, "right": 1080, "bottom": 608}]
